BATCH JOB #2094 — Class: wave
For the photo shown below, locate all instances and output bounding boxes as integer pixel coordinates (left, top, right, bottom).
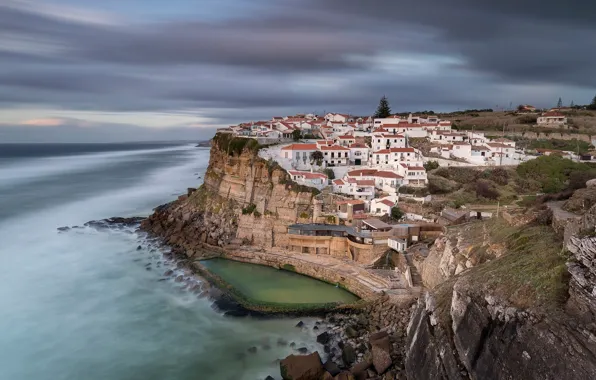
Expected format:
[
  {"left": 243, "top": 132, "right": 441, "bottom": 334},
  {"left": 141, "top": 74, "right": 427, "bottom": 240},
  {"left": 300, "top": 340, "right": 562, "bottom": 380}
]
[{"left": 0, "top": 144, "right": 197, "bottom": 189}]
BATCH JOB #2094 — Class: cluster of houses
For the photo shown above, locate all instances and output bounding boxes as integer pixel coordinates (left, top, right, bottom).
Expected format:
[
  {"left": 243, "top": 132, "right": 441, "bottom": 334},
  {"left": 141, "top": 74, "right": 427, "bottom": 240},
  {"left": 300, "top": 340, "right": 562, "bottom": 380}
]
[{"left": 219, "top": 111, "right": 548, "bottom": 218}]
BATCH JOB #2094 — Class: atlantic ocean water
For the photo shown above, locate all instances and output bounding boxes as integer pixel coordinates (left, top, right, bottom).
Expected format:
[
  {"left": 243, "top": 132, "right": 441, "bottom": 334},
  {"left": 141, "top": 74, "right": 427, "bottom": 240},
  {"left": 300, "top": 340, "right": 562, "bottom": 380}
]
[{"left": 0, "top": 143, "right": 322, "bottom": 380}]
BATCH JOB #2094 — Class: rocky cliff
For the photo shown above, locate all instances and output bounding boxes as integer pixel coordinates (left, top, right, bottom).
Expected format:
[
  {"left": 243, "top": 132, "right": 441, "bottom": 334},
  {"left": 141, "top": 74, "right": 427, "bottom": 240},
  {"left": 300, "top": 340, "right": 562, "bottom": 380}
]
[
  {"left": 142, "top": 135, "right": 318, "bottom": 256},
  {"left": 405, "top": 215, "right": 596, "bottom": 380}
]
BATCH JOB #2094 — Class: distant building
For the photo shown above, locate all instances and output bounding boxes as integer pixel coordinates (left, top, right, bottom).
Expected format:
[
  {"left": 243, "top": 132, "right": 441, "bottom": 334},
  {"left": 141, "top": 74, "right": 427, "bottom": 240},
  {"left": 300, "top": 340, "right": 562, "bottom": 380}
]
[{"left": 537, "top": 112, "right": 567, "bottom": 126}]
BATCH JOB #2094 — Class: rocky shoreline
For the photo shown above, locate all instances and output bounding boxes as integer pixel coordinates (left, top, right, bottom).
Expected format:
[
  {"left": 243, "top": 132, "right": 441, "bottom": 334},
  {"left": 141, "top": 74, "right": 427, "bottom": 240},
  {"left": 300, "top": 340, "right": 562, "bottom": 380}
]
[{"left": 60, "top": 216, "right": 413, "bottom": 379}]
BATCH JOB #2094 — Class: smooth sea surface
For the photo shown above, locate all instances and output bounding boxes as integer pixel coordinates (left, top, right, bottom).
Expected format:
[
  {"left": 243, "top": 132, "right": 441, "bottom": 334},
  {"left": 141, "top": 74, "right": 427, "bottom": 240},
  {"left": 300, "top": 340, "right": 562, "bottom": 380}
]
[
  {"left": 0, "top": 143, "right": 323, "bottom": 380},
  {"left": 202, "top": 258, "right": 359, "bottom": 305}
]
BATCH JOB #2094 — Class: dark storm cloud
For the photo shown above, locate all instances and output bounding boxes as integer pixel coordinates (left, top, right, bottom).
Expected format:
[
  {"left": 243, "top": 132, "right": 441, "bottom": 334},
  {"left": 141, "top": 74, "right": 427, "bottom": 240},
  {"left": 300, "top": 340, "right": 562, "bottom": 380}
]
[{"left": 1, "top": 0, "right": 595, "bottom": 131}]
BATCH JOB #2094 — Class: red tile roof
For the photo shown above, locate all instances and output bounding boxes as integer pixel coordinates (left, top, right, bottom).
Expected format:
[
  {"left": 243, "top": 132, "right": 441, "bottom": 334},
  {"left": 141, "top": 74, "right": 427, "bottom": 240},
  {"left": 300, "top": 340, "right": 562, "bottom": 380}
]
[
  {"left": 281, "top": 143, "right": 318, "bottom": 151},
  {"left": 320, "top": 145, "right": 350, "bottom": 151},
  {"left": 336, "top": 199, "right": 365, "bottom": 205},
  {"left": 348, "top": 169, "right": 378, "bottom": 177},
  {"left": 375, "top": 171, "right": 403, "bottom": 179},
  {"left": 349, "top": 143, "right": 368, "bottom": 148},
  {"left": 380, "top": 199, "right": 395, "bottom": 207},
  {"left": 356, "top": 180, "right": 375, "bottom": 186},
  {"left": 407, "top": 166, "right": 425, "bottom": 171},
  {"left": 542, "top": 112, "right": 565, "bottom": 117},
  {"left": 288, "top": 170, "right": 327, "bottom": 180},
  {"left": 338, "top": 135, "right": 356, "bottom": 139},
  {"left": 333, "top": 179, "right": 345, "bottom": 185}
]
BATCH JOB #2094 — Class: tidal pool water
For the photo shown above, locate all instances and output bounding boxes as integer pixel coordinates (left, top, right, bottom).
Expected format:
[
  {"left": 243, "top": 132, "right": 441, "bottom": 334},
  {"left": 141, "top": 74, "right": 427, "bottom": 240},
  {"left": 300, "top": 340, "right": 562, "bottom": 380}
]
[{"left": 201, "top": 258, "right": 360, "bottom": 305}]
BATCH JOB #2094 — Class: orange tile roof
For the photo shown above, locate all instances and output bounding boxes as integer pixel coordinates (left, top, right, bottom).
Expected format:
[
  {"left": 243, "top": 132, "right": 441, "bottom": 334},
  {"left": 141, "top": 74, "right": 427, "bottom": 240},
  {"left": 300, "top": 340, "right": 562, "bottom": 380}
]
[{"left": 281, "top": 143, "right": 318, "bottom": 150}]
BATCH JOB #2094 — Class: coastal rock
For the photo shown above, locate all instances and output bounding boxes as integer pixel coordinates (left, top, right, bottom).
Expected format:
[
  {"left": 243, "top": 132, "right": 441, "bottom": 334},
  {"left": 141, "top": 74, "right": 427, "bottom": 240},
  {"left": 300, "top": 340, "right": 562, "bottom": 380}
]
[
  {"left": 341, "top": 344, "right": 356, "bottom": 367},
  {"left": 323, "top": 360, "right": 341, "bottom": 377},
  {"left": 280, "top": 352, "right": 324, "bottom": 380},
  {"left": 316, "top": 331, "right": 330, "bottom": 345},
  {"left": 334, "top": 372, "right": 355, "bottom": 380}
]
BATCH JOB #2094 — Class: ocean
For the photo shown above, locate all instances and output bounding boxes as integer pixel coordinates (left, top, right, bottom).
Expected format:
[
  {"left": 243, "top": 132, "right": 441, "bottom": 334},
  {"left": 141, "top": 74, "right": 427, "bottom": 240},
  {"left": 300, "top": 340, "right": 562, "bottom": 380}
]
[{"left": 0, "top": 143, "right": 321, "bottom": 380}]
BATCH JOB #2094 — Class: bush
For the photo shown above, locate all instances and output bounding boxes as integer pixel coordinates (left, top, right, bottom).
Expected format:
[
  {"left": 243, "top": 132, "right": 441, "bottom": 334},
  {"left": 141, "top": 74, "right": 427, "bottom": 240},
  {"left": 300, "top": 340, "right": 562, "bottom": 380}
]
[
  {"left": 476, "top": 180, "right": 500, "bottom": 200},
  {"left": 299, "top": 212, "right": 310, "bottom": 219},
  {"left": 242, "top": 203, "right": 257, "bottom": 215},
  {"left": 517, "top": 115, "right": 538, "bottom": 124},
  {"left": 517, "top": 155, "right": 592, "bottom": 193},
  {"left": 253, "top": 210, "right": 261, "bottom": 218},
  {"left": 391, "top": 207, "right": 404, "bottom": 221},
  {"left": 424, "top": 160, "right": 439, "bottom": 171}
]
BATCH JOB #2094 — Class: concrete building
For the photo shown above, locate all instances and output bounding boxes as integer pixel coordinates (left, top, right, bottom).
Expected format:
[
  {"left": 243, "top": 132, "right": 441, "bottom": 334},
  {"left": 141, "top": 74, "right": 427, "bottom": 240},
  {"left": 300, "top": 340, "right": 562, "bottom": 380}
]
[{"left": 537, "top": 112, "right": 567, "bottom": 126}]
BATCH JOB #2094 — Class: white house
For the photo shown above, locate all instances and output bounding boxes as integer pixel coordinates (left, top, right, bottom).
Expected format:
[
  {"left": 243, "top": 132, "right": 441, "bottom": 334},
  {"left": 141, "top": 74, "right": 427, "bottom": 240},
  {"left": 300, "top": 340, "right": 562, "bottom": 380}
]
[
  {"left": 320, "top": 145, "right": 350, "bottom": 166},
  {"left": 429, "top": 131, "right": 467, "bottom": 144},
  {"left": 400, "top": 164, "right": 428, "bottom": 187},
  {"left": 346, "top": 169, "right": 404, "bottom": 194},
  {"left": 372, "top": 148, "right": 419, "bottom": 165},
  {"left": 372, "top": 133, "right": 406, "bottom": 151},
  {"left": 388, "top": 237, "right": 408, "bottom": 252},
  {"left": 537, "top": 112, "right": 567, "bottom": 126},
  {"left": 288, "top": 170, "right": 328, "bottom": 190},
  {"left": 332, "top": 178, "right": 375, "bottom": 200},
  {"left": 337, "top": 135, "right": 356, "bottom": 147},
  {"left": 371, "top": 198, "right": 396, "bottom": 216},
  {"left": 450, "top": 142, "right": 472, "bottom": 160},
  {"left": 281, "top": 143, "right": 318, "bottom": 166},
  {"left": 486, "top": 143, "right": 515, "bottom": 158},
  {"left": 349, "top": 143, "right": 370, "bottom": 165},
  {"left": 325, "top": 113, "right": 353, "bottom": 123}
]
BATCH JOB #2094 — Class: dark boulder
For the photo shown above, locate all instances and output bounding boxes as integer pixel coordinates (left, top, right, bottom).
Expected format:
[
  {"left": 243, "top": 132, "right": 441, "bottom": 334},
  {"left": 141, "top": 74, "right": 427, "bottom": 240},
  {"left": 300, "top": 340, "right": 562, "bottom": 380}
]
[
  {"left": 316, "top": 331, "right": 330, "bottom": 345},
  {"left": 342, "top": 344, "right": 356, "bottom": 367},
  {"left": 247, "top": 346, "right": 257, "bottom": 354},
  {"left": 323, "top": 360, "right": 341, "bottom": 376},
  {"left": 295, "top": 321, "right": 305, "bottom": 328}
]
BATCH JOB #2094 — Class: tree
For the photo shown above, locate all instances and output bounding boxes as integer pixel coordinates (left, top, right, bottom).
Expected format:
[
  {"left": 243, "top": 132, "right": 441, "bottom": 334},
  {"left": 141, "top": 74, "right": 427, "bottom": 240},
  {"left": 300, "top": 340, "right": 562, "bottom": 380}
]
[
  {"left": 517, "top": 104, "right": 525, "bottom": 112},
  {"left": 310, "top": 150, "right": 323, "bottom": 163},
  {"left": 323, "top": 168, "right": 335, "bottom": 180},
  {"left": 374, "top": 96, "right": 392, "bottom": 118},
  {"left": 570, "top": 100, "right": 575, "bottom": 108},
  {"left": 557, "top": 97, "right": 563, "bottom": 108},
  {"left": 589, "top": 95, "right": 596, "bottom": 110},
  {"left": 291, "top": 129, "right": 302, "bottom": 141},
  {"left": 390, "top": 206, "right": 403, "bottom": 221}
]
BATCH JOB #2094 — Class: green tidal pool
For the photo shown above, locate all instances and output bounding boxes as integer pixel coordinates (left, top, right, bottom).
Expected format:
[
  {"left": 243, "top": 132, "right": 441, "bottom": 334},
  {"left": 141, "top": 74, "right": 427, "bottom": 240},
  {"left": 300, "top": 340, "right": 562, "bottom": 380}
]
[{"left": 201, "top": 258, "right": 359, "bottom": 305}]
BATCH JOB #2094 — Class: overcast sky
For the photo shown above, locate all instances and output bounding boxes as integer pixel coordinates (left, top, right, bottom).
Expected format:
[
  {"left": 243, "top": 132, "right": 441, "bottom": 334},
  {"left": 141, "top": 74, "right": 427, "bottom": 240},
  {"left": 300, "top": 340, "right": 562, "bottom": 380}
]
[{"left": 1, "top": 0, "right": 595, "bottom": 142}]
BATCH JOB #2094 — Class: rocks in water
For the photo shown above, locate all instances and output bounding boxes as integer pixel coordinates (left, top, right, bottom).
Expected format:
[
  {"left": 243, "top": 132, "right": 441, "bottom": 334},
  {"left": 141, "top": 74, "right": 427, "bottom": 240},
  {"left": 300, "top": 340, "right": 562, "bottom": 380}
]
[
  {"left": 137, "top": 245, "right": 142, "bottom": 251},
  {"left": 277, "top": 338, "right": 288, "bottom": 346},
  {"left": 313, "top": 326, "right": 319, "bottom": 331},
  {"left": 247, "top": 346, "right": 257, "bottom": 354},
  {"left": 163, "top": 269, "right": 173, "bottom": 276},
  {"left": 290, "top": 342, "right": 296, "bottom": 348},
  {"left": 295, "top": 321, "right": 305, "bottom": 328},
  {"left": 296, "top": 347, "right": 309, "bottom": 354},
  {"left": 369, "top": 331, "right": 392, "bottom": 375},
  {"left": 342, "top": 343, "right": 356, "bottom": 367},
  {"left": 279, "top": 352, "right": 324, "bottom": 380},
  {"left": 263, "top": 344, "right": 271, "bottom": 350},
  {"left": 57, "top": 226, "right": 70, "bottom": 232},
  {"left": 175, "top": 275, "right": 184, "bottom": 282},
  {"left": 84, "top": 216, "right": 145, "bottom": 230},
  {"left": 316, "top": 331, "right": 330, "bottom": 345},
  {"left": 323, "top": 360, "right": 341, "bottom": 377},
  {"left": 264, "top": 376, "right": 275, "bottom": 380}
]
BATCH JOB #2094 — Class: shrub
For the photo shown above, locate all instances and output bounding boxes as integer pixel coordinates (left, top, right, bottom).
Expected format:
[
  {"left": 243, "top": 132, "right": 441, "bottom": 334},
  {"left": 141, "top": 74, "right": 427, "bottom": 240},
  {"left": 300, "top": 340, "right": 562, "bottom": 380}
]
[
  {"left": 517, "top": 115, "right": 538, "bottom": 124},
  {"left": 476, "top": 180, "right": 500, "bottom": 200},
  {"left": 424, "top": 160, "right": 439, "bottom": 171},
  {"left": 242, "top": 203, "right": 257, "bottom": 215},
  {"left": 517, "top": 155, "right": 592, "bottom": 193},
  {"left": 253, "top": 210, "right": 261, "bottom": 218},
  {"left": 482, "top": 167, "right": 509, "bottom": 186},
  {"left": 391, "top": 207, "right": 404, "bottom": 221},
  {"left": 299, "top": 212, "right": 310, "bottom": 219}
]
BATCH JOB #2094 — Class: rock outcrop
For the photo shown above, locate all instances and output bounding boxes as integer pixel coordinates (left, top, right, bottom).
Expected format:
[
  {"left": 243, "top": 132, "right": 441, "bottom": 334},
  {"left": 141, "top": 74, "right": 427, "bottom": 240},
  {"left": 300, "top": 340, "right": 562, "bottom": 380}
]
[
  {"left": 405, "top": 210, "right": 596, "bottom": 380},
  {"left": 280, "top": 352, "right": 324, "bottom": 380},
  {"left": 141, "top": 136, "right": 317, "bottom": 255}
]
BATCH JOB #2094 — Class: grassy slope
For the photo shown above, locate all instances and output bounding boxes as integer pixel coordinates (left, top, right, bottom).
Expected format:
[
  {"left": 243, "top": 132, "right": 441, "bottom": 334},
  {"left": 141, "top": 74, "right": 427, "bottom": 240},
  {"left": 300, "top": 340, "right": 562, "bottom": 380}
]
[{"left": 434, "top": 220, "right": 569, "bottom": 326}]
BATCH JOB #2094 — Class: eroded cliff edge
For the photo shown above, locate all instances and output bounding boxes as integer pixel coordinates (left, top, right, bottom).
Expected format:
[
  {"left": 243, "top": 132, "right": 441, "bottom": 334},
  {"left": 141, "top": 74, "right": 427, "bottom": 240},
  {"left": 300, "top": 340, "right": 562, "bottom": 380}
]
[
  {"left": 405, "top": 214, "right": 596, "bottom": 380},
  {"left": 142, "top": 136, "right": 318, "bottom": 256}
]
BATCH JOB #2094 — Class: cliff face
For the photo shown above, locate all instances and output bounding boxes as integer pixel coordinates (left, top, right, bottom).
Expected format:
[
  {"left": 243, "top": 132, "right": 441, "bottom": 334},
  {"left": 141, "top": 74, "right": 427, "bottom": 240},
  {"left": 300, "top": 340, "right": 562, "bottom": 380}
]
[
  {"left": 405, "top": 214, "right": 596, "bottom": 380},
  {"left": 141, "top": 138, "right": 316, "bottom": 256}
]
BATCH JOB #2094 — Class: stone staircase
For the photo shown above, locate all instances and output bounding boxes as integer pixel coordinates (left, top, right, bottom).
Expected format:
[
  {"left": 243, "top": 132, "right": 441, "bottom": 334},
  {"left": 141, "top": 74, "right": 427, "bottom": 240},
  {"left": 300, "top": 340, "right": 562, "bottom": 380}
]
[{"left": 404, "top": 253, "right": 423, "bottom": 287}]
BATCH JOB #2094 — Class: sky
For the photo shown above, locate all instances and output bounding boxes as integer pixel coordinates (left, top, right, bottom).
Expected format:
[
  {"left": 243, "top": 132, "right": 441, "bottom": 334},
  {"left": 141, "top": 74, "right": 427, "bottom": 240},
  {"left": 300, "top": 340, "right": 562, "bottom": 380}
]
[{"left": 1, "top": 0, "right": 595, "bottom": 142}]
